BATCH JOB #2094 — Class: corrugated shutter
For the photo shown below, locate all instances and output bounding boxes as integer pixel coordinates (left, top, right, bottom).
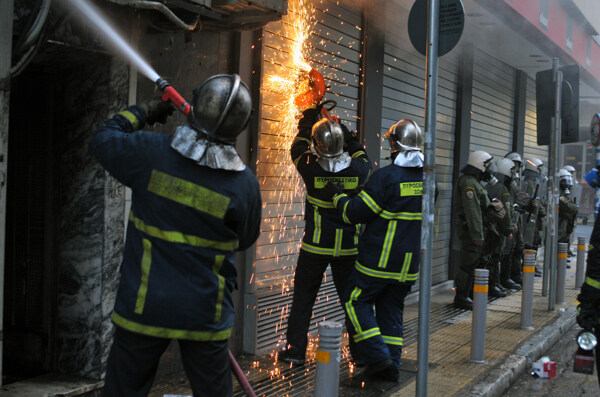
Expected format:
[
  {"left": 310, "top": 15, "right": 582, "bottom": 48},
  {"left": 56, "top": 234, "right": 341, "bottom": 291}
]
[
  {"left": 382, "top": 0, "right": 459, "bottom": 286},
  {"left": 470, "top": 48, "right": 516, "bottom": 158},
  {"left": 523, "top": 75, "right": 548, "bottom": 162},
  {"left": 254, "top": 0, "right": 363, "bottom": 353}
]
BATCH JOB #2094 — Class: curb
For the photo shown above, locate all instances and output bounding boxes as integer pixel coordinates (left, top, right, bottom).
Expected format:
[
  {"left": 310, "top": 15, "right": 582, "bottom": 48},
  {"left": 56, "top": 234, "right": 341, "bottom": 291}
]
[{"left": 466, "top": 305, "right": 577, "bottom": 397}]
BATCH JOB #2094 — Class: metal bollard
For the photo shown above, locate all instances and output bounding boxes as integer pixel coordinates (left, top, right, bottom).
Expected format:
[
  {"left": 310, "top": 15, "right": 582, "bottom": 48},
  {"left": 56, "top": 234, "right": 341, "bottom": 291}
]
[
  {"left": 471, "top": 269, "right": 488, "bottom": 363},
  {"left": 521, "top": 250, "right": 536, "bottom": 330},
  {"left": 314, "top": 321, "right": 342, "bottom": 397},
  {"left": 576, "top": 237, "right": 586, "bottom": 289},
  {"left": 556, "top": 243, "right": 568, "bottom": 304}
]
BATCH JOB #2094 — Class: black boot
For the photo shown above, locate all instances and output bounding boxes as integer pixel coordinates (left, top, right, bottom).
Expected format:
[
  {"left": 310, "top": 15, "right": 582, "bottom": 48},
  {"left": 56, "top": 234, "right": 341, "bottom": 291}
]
[
  {"left": 501, "top": 278, "right": 521, "bottom": 291},
  {"left": 454, "top": 268, "right": 473, "bottom": 310},
  {"left": 489, "top": 284, "right": 507, "bottom": 297}
]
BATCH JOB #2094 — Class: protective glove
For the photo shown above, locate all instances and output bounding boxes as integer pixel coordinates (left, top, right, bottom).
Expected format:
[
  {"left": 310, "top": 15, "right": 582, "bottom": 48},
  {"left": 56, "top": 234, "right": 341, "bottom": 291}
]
[
  {"left": 297, "top": 107, "right": 319, "bottom": 137},
  {"left": 138, "top": 97, "right": 175, "bottom": 126},
  {"left": 340, "top": 123, "right": 356, "bottom": 147},
  {"left": 323, "top": 181, "right": 343, "bottom": 201},
  {"left": 577, "top": 298, "right": 599, "bottom": 331}
]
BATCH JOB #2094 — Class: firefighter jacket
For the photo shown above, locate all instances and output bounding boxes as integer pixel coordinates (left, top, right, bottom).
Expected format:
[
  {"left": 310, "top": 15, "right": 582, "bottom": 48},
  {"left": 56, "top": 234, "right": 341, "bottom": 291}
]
[
  {"left": 581, "top": 208, "right": 600, "bottom": 302},
  {"left": 558, "top": 190, "right": 578, "bottom": 241},
  {"left": 291, "top": 128, "right": 372, "bottom": 257},
  {"left": 453, "top": 174, "right": 491, "bottom": 242},
  {"left": 89, "top": 106, "right": 261, "bottom": 341},
  {"left": 331, "top": 163, "right": 423, "bottom": 284}
]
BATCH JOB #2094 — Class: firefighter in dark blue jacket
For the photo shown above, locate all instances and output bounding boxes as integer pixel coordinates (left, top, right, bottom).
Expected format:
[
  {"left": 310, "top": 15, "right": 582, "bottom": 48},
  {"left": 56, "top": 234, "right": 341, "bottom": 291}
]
[
  {"left": 324, "top": 119, "right": 424, "bottom": 381},
  {"left": 279, "top": 107, "right": 372, "bottom": 365},
  {"left": 90, "top": 74, "right": 261, "bottom": 397}
]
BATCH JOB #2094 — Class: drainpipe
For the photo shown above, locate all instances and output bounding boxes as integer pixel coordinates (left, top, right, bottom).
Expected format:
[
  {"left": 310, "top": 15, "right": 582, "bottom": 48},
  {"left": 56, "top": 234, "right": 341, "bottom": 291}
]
[{"left": 0, "top": 0, "right": 15, "bottom": 387}]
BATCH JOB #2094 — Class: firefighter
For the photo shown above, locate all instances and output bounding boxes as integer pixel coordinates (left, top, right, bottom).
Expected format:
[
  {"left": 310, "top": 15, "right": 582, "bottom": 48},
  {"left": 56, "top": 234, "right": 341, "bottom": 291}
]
[
  {"left": 278, "top": 107, "right": 372, "bottom": 366},
  {"left": 90, "top": 74, "right": 262, "bottom": 397},
  {"left": 453, "top": 150, "right": 499, "bottom": 310},
  {"left": 321, "top": 118, "right": 425, "bottom": 381},
  {"left": 578, "top": 166, "right": 600, "bottom": 384},
  {"left": 484, "top": 158, "right": 517, "bottom": 297},
  {"left": 559, "top": 168, "right": 578, "bottom": 251}
]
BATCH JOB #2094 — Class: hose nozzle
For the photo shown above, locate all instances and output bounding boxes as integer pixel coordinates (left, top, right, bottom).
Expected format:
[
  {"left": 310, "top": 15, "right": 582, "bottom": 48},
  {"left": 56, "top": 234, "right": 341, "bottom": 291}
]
[{"left": 155, "top": 78, "right": 191, "bottom": 116}]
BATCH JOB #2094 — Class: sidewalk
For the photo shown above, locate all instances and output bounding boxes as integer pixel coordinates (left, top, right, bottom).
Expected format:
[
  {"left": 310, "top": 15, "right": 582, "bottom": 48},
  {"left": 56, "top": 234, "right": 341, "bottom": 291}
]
[{"left": 148, "top": 254, "right": 581, "bottom": 397}]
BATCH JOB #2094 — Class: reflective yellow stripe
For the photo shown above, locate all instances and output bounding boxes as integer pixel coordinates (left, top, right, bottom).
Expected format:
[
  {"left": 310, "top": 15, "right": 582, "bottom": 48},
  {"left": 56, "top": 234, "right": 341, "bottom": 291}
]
[
  {"left": 147, "top": 170, "right": 230, "bottom": 219},
  {"left": 586, "top": 277, "right": 600, "bottom": 290},
  {"left": 293, "top": 137, "right": 312, "bottom": 145},
  {"left": 134, "top": 239, "right": 152, "bottom": 314},
  {"left": 293, "top": 150, "right": 311, "bottom": 167},
  {"left": 112, "top": 312, "right": 232, "bottom": 341},
  {"left": 342, "top": 201, "right": 351, "bottom": 224},
  {"left": 380, "top": 210, "right": 422, "bottom": 220},
  {"left": 130, "top": 212, "right": 238, "bottom": 251},
  {"left": 118, "top": 110, "right": 140, "bottom": 130},
  {"left": 378, "top": 221, "right": 397, "bottom": 268},
  {"left": 301, "top": 242, "right": 358, "bottom": 256},
  {"left": 473, "top": 285, "right": 488, "bottom": 293},
  {"left": 307, "top": 194, "right": 336, "bottom": 209},
  {"left": 354, "top": 327, "right": 381, "bottom": 342},
  {"left": 313, "top": 207, "right": 322, "bottom": 244},
  {"left": 355, "top": 261, "right": 418, "bottom": 282},
  {"left": 213, "top": 255, "right": 225, "bottom": 323},
  {"left": 399, "top": 253, "right": 413, "bottom": 280},
  {"left": 358, "top": 190, "right": 382, "bottom": 214},
  {"left": 523, "top": 266, "right": 535, "bottom": 273},
  {"left": 333, "top": 229, "right": 343, "bottom": 257},
  {"left": 351, "top": 150, "right": 366, "bottom": 158},
  {"left": 382, "top": 335, "right": 403, "bottom": 346},
  {"left": 333, "top": 193, "right": 348, "bottom": 208},
  {"left": 354, "top": 224, "right": 360, "bottom": 245},
  {"left": 345, "top": 287, "right": 363, "bottom": 333}
]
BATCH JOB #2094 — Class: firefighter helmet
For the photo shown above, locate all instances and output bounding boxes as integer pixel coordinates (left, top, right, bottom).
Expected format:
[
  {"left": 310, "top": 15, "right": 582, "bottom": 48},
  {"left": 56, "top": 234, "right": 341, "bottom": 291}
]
[
  {"left": 385, "top": 119, "right": 423, "bottom": 152},
  {"left": 189, "top": 74, "right": 252, "bottom": 145},
  {"left": 311, "top": 119, "right": 344, "bottom": 158},
  {"left": 467, "top": 150, "right": 494, "bottom": 172}
]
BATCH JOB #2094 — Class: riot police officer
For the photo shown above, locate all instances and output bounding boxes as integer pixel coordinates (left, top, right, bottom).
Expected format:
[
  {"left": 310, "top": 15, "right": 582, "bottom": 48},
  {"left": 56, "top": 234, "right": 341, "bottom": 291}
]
[
  {"left": 558, "top": 168, "right": 578, "bottom": 248},
  {"left": 563, "top": 165, "right": 579, "bottom": 256},
  {"left": 485, "top": 158, "right": 517, "bottom": 297},
  {"left": 453, "top": 151, "right": 498, "bottom": 310}
]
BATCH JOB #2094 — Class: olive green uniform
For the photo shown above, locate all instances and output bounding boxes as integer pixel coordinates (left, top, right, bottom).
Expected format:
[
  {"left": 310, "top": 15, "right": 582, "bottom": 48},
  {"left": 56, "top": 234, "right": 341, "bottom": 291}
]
[
  {"left": 484, "top": 183, "right": 514, "bottom": 287},
  {"left": 453, "top": 174, "right": 491, "bottom": 297},
  {"left": 558, "top": 190, "right": 578, "bottom": 244}
]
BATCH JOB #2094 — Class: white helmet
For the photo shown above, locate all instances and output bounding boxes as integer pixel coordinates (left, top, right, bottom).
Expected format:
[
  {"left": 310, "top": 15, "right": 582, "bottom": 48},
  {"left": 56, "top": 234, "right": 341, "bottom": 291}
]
[
  {"left": 559, "top": 168, "right": 573, "bottom": 187},
  {"left": 467, "top": 150, "right": 494, "bottom": 172},
  {"left": 496, "top": 158, "right": 516, "bottom": 178},
  {"left": 524, "top": 158, "right": 543, "bottom": 173},
  {"left": 505, "top": 152, "right": 522, "bottom": 166}
]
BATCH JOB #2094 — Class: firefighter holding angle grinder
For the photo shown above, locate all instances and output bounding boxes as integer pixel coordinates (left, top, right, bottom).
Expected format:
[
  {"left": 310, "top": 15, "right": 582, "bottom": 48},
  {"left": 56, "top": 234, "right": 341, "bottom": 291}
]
[{"left": 89, "top": 74, "right": 262, "bottom": 397}]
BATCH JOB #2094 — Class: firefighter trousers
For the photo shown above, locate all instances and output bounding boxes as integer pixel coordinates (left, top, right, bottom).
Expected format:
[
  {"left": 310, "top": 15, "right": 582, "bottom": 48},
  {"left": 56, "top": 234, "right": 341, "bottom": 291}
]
[
  {"left": 102, "top": 326, "right": 231, "bottom": 397},
  {"left": 285, "top": 250, "right": 356, "bottom": 354},
  {"left": 343, "top": 271, "right": 411, "bottom": 370}
]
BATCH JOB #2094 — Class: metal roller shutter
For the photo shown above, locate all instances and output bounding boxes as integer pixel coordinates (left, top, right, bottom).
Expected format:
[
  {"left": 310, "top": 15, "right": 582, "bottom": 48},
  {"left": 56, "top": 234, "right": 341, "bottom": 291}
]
[
  {"left": 254, "top": 0, "right": 363, "bottom": 353},
  {"left": 523, "top": 75, "right": 548, "bottom": 163},
  {"left": 470, "top": 48, "right": 516, "bottom": 158},
  {"left": 382, "top": 0, "right": 459, "bottom": 287}
]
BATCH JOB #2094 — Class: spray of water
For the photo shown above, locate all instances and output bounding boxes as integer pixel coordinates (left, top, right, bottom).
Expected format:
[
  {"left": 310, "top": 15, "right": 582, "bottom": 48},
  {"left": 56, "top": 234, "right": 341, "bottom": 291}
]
[{"left": 63, "top": 0, "right": 160, "bottom": 82}]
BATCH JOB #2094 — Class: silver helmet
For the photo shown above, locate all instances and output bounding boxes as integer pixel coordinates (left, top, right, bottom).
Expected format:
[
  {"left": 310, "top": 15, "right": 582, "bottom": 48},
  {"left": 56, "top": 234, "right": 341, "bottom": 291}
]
[
  {"left": 524, "top": 157, "right": 544, "bottom": 174},
  {"left": 189, "top": 74, "right": 252, "bottom": 145},
  {"left": 311, "top": 119, "right": 344, "bottom": 158},
  {"left": 496, "top": 158, "right": 516, "bottom": 178},
  {"left": 385, "top": 119, "right": 423, "bottom": 152}
]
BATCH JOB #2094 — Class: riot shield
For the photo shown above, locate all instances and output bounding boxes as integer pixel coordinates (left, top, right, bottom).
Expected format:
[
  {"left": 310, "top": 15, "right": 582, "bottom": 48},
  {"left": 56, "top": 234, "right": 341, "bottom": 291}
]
[{"left": 520, "top": 173, "right": 540, "bottom": 248}]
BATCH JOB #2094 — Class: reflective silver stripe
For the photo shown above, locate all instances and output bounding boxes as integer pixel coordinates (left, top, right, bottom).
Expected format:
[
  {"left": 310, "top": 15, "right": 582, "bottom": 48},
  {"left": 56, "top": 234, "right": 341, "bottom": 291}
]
[{"left": 307, "top": 194, "right": 335, "bottom": 209}]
